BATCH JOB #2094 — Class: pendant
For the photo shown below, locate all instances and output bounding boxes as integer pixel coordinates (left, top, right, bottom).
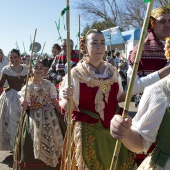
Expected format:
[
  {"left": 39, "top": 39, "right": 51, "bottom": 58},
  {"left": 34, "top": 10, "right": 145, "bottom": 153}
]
[{"left": 100, "top": 81, "right": 109, "bottom": 94}]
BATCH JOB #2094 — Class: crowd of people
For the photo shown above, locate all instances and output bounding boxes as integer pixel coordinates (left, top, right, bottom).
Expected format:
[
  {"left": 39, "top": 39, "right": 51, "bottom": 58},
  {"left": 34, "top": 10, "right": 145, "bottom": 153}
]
[{"left": 0, "top": 5, "right": 170, "bottom": 170}]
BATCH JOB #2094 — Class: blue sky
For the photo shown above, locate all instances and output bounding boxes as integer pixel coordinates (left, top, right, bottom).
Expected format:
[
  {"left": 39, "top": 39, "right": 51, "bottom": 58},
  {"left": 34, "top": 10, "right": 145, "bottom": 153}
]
[{"left": 0, "top": 0, "right": 84, "bottom": 56}]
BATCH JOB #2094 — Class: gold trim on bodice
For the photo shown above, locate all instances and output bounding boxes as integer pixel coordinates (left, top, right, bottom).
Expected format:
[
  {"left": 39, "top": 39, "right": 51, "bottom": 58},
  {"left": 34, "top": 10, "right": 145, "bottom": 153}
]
[{"left": 72, "top": 61, "right": 118, "bottom": 120}]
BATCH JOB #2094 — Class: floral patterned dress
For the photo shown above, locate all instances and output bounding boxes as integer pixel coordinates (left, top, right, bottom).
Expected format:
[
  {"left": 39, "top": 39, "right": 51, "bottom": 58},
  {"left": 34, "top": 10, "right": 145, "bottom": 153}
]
[
  {"left": 0, "top": 64, "right": 27, "bottom": 150},
  {"left": 15, "top": 79, "right": 63, "bottom": 170}
]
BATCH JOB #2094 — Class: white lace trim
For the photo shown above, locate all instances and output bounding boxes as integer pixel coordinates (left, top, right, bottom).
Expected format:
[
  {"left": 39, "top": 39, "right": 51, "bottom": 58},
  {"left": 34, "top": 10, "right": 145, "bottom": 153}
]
[
  {"left": 19, "top": 79, "right": 57, "bottom": 110},
  {"left": 60, "top": 61, "right": 122, "bottom": 120},
  {"left": 141, "top": 134, "right": 152, "bottom": 153},
  {"left": 29, "top": 108, "right": 63, "bottom": 167},
  {"left": 73, "top": 61, "right": 119, "bottom": 120},
  {"left": 2, "top": 64, "right": 28, "bottom": 77},
  {"left": 18, "top": 79, "right": 63, "bottom": 167},
  {"left": 74, "top": 121, "right": 89, "bottom": 170},
  {"left": 86, "top": 63, "right": 111, "bottom": 79},
  {"left": 160, "top": 75, "right": 170, "bottom": 104}
]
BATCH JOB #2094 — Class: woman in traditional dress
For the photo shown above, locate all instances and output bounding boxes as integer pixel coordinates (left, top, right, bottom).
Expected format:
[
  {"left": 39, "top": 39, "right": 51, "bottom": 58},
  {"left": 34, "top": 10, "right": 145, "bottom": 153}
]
[
  {"left": 15, "top": 60, "right": 63, "bottom": 170},
  {"left": 0, "top": 49, "right": 27, "bottom": 151},
  {"left": 59, "top": 29, "right": 135, "bottom": 170},
  {"left": 110, "top": 20, "right": 170, "bottom": 169},
  {"left": 110, "top": 74, "right": 170, "bottom": 170},
  {"left": 0, "top": 49, "right": 9, "bottom": 76}
]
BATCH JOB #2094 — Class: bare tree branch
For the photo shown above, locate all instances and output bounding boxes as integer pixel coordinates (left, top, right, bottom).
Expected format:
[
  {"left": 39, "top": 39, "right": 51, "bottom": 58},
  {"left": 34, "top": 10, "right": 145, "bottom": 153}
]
[{"left": 73, "top": 0, "right": 170, "bottom": 33}]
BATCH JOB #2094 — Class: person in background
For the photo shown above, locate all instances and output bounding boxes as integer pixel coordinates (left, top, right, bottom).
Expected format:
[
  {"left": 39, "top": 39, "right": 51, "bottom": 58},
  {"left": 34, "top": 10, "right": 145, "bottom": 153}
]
[
  {"left": 128, "top": 7, "right": 170, "bottom": 95},
  {"left": 0, "top": 49, "right": 8, "bottom": 75},
  {"left": 114, "top": 52, "right": 121, "bottom": 69},
  {"left": 112, "top": 49, "right": 116, "bottom": 60},
  {"left": 106, "top": 50, "right": 116, "bottom": 66},
  {"left": 47, "top": 39, "right": 79, "bottom": 88},
  {"left": 110, "top": 74, "right": 170, "bottom": 170},
  {"left": 41, "top": 58, "right": 50, "bottom": 79},
  {"left": 0, "top": 49, "right": 27, "bottom": 151},
  {"left": 22, "top": 55, "right": 30, "bottom": 67},
  {"left": 48, "top": 43, "right": 61, "bottom": 68},
  {"left": 0, "top": 49, "right": 9, "bottom": 88},
  {"left": 118, "top": 61, "right": 127, "bottom": 91},
  {"left": 126, "top": 6, "right": 170, "bottom": 166},
  {"left": 15, "top": 60, "right": 63, "bottom": 170}
]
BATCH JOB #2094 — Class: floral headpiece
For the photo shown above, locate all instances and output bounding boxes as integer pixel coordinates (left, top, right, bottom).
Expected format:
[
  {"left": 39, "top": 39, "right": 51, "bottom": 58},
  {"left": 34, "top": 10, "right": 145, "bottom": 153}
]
[
  {"left": 79, "top": 36, "right": 87, "bottom": 55},
  {"left": 164, "top": 37, "right": 170, "bottom": 61},
  {"left": 151, "top": 7, "right": 170, "bottom": 19},
  {"left": 148, "top": 7, "right": 170, "bottom": 32}
]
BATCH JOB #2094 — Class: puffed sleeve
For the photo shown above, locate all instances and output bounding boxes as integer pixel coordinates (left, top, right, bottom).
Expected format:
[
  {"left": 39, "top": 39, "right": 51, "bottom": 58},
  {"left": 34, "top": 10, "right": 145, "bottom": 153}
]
[
  {"left": 50, "top": 82, "right": 57, "bottom": 99},
  {"left": 18, "top": 84, "right": 31, "bottom": 106},
  {"left": 127, "top": 67, "right": 160, "bottom": 95},
  {"left": 131, "top": 84, "right": 168, "bottom": 152},
  {"left": 59, "top": 72, "right": 79, "bottom": 108}
]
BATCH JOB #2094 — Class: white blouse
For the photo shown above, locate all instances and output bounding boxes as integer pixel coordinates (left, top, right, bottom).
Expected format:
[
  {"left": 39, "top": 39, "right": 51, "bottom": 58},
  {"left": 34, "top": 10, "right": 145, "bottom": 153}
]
[
  {"left": 131, "top": 75, "right": 170, "bottom": 152},
  {"left": 127, "top": 66, "right": 160, "bottom": 95}
]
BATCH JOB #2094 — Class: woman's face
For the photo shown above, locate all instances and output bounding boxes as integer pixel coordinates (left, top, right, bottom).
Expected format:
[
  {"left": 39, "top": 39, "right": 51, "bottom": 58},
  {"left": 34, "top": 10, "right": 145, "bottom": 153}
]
[
  {"left": 9, "top": 52, "right": 21, "bottom": 66},
  {"left": 86, "top": 32, "right": 105, "bottom": 63},
  {"left": 154, "top": 14, "right": 170, "bottom": 40},
  {"left": 52, "top": 47, "right": 60, "bottom": 58},
  {"left": 25, "top": 56, "right": 30, "bottom": 65},
  {"left": 32, "top": 62, "right": 44, "bottom": 78},
  {"left": 43, "top": 65, "right": 49, "bottom": 75}
]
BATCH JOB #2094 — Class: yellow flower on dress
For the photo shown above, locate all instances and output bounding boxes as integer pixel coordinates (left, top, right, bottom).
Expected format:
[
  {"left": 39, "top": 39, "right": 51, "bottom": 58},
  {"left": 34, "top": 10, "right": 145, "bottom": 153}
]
[{"left": 164, "top": 37, "right": 170, "bottom": 61}]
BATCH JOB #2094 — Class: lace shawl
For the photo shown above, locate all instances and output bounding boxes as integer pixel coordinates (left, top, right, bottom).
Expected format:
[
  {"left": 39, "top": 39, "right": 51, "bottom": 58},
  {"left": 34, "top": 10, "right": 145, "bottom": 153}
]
[
  {"left": 59, "top": 61, "right": 123, "bottom": 120},
  {"left": 2, "top": 64, "right": 28, "bottom": 77}
]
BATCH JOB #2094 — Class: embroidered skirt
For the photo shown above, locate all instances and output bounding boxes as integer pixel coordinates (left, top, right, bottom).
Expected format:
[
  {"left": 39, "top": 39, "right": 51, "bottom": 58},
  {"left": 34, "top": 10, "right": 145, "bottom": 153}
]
[
  {"left": 14, "top": 109, "right": 63, "bottom": 170},
  {"left": 61, "top": 121, "right": 135, "bottom": 170}
]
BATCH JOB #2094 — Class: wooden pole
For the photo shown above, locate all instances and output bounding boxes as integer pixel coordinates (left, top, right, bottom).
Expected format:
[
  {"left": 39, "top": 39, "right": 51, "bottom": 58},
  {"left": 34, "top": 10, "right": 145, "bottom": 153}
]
[
  {"left": 13, "top": 28, "right": 37, "bottom": 170},
  {"left": 109, "top": 28, "right": 112, "bottom": 57},
  {"left": 78, "top": 14, "right": 81, "bottom": 60},
  {"left": 66, "top": 0, "right": 71, "bottom": 170},
  {"left": 110, "top": 1, "right": 154, "bottom": 170},
  {"left": 15, "top": 41, "right": 20, "bottom": 51},
  {"left": 22, "top": 41, "right": 26, "bottom": 54},
  {"left": 41, "top": 42, "right": 46, "bottom": 58}
]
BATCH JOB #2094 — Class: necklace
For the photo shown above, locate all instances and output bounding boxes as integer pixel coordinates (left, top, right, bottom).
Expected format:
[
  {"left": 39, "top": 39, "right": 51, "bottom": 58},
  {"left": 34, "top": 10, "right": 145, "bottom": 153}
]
[
  {"left": 10, "top": 65, "right": 23, "bottom": 79},
  {"left": 88, "top": 62, "right": 102, "bottom": 74}
]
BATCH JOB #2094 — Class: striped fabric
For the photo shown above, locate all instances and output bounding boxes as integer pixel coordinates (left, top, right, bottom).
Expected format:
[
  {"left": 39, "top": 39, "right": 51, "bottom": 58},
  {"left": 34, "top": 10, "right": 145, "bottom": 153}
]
[
  {"left": 129, "top": 31, "right": 167, "bottom": 77},
  {"left": 55, "top": 50, "right": 79, "bottom": 77}
]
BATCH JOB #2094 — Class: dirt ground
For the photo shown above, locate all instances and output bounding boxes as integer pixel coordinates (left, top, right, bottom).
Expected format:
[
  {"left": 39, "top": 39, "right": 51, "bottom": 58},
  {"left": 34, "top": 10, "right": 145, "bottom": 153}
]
[{"left": 0, "top": 151, "right": 13, "bottom": 170}]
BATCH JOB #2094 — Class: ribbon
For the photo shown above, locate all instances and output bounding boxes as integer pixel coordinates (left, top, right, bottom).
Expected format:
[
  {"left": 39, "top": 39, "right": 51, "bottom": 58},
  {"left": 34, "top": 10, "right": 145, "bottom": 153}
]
[
  {"left": 57, "top": 36, "right": 62, "bottom": 41},
  {"left": 61, "top": 6, "right": 69, "bottom": 31},
  {"left": 76, "top": 32, "right": 80, "bottom": 38},
  {"left": 75, "top": 44, "right": 78, "bottom": 50},
  {"left": 144, "top": 0, "right": 150, "bottom": 3},
  {"left": 61, "top": 6, "right": 70, "bottom": 16},
  {"left": 57, "top": 17, "right": 60, "bottom": 31}
]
